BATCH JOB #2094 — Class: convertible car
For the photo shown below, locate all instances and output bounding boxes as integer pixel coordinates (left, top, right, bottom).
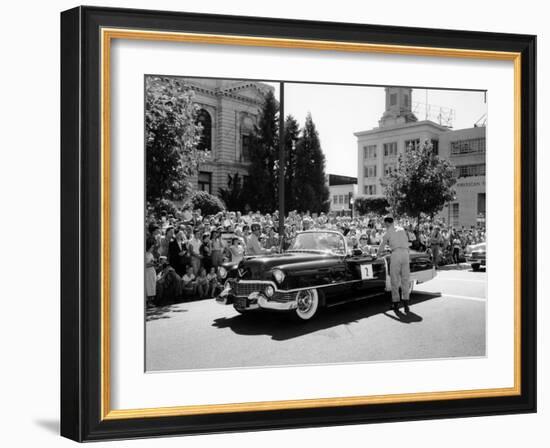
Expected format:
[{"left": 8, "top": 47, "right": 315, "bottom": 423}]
[
  {"left": 465, "top": 242, "right": 486, "bottom": 271},
  {"left": 215, "top": 230, "right": 436, "bottom": 321}
]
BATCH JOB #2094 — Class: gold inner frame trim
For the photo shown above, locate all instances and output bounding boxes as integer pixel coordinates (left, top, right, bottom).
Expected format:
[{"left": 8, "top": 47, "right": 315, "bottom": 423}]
[{"left": 100, "top": 27, "right": 522, "bottom": 421}]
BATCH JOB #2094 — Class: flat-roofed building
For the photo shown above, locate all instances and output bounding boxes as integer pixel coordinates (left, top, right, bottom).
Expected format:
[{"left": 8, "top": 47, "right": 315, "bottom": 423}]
[
  {"left": 354, "top": 87, "right": 485, "bottom": 227},
  {"left": 328, "top": 174, "right": 358, "bottom": 215}
]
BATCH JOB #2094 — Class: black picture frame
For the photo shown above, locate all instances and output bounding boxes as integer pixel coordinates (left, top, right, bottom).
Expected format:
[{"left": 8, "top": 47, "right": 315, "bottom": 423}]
[{"left": 61, "top": 5, "right": 536, "bottom": 442}]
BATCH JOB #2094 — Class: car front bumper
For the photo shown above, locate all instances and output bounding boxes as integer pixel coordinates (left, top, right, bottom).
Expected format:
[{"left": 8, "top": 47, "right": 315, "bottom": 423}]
[
  {"left": 466, "top": 255, "right": 486, "bottom": 265},
  {"left": 216, "top": 287, "right": 298, "bottom": 311}
]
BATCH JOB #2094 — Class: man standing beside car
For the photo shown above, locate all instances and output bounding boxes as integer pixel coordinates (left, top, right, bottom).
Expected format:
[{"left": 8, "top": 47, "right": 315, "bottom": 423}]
[{"left": 378, "top": 215, "right": 411, "bottom": 313}]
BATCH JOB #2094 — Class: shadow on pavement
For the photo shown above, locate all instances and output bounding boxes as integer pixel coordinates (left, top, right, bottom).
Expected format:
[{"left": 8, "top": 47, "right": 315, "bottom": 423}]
[
  {"left": 383, "top": 309, "right": 423, "bottom": 324},
  {"left": 146, "top": 304, "right": 188, "bottom": 322},
  {"left": 211, "top": 291, "right": 440, "bottom": 341}
]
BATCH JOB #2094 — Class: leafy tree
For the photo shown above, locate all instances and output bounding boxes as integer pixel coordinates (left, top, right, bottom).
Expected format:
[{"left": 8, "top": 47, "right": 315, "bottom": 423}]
[
  {"left": 184, "top": 190, "right": 226, "bottom": 216},
  {"left": 148, "top": 198, "right": 180, "bottom": 220},
  {"left": 145, "top": 76, "right": 206, "bottom": 204},
  {"left": 354, "top": 196, "right": 389, "bottom": 215},
  {"left": 294, "top": 113, "right": 330, "bottom": 213},
  {"left": 243, "top": 90, "right": 279, "bottom": 212},
  {"left": 283, "top": 115, "right": 300, "bottom": 212},
  {"left": 382, "top": 140, "right": 456, "bottom": 223},
  {"left": 218, "top": 173, "right": 246, "bottom": 211}
]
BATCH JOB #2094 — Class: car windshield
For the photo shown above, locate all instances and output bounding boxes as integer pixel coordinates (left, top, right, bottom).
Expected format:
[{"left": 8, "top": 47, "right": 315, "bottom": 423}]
[{"left": 287, "top": 232, "right": 346, "bottom": 255}]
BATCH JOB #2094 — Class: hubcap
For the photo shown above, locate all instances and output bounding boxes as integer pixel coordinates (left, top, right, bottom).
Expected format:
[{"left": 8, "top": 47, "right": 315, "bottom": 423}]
[{"left": 297, "top": 291, "right": 313, "bottom": 313}]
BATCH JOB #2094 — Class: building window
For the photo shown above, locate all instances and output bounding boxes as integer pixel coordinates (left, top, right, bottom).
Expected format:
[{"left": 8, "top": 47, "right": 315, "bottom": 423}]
[
  {"left": 339, "top": 195, "right": 345, "bottom": 204},
  {"left": 364, "top": 165, "right": 377, "bottom": 178},
  {"left": 383, "top": 142, "right": 398, "bottom": 157},
  {"left": 198, "top": 171, "right": 212, "bottom": 194},
  {"left": 405, "top": 138, "right": 420, "bottom": 151},
  {"left": 404, "top": 94, "right": 409, "bottom": 108},
  {"left": 363, "top": 145, "right": 377, "bottom": 159},
  {"left": 196, "top": 109, "right": 212, "bottom": 152},
  {"left": 241, "top": 134, "right": 251, "bottom": 161},
  {"left": 390, "top": 93, "right": 397, "bottom": 106},
  {"left": 431, "top": 139, "right": 439, "bottom": 156},
  {"left": 451, "top": 203, "right": 459, "bottom": 227},
  {"left": 450, "top": 137, "right": 486, "bottom": 156},
  {"left": 384, "top": 163, "right": 397, "bottom": 176},
  {"left": 364, "top": 185, "right": 377, "bottom": 195},
  {"left": 477, "top": 193, "right": 486, "bottom": 216},
  {"left": 333, "top": 195, "right": 338, "bottom": 205},
  {"left": 456, "top": 164, "right": 486, "bottom": 178}
]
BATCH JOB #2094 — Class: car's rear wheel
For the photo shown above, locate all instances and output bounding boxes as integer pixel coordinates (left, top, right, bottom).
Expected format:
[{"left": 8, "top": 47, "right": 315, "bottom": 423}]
[
  {"left": 294, "top": 289, "right": 319, "bottom": 321},
  {"left": 472, "top": 263, "right": 480, "bottom": 272},
  {"left": 408, "top": 279, "right": 416, "bottom": 295}
]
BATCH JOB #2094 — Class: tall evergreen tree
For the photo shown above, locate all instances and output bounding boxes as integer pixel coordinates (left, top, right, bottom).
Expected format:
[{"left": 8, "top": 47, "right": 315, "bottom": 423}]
[
  {"left": 283, "top": 115, "right": 300, "bottom": 212},
  {"left": 294, "top": 113, "right": 330, "bottom": 213},
  {"left": 244, "top": 90, "right": 279, "bottom": 212},
  {"left": 218, "top": 173, "right": 246, "bottom": 211}
]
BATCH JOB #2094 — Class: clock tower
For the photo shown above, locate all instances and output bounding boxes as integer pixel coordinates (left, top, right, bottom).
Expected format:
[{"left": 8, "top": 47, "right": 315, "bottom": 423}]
[{"left": 379, "top": 87, "right": 418, "bottom": 127}]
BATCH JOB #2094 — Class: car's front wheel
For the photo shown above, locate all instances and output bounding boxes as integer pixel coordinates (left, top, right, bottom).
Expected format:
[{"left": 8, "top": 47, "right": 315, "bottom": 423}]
[
  {"left": 233, "top": 307, "right": 250, "bottom": 315},
  {"left": 294, "top": 289, "right": 319, "bottom": 321},
  {"left": 472, "top": 263, "right": 481, "bottom": 271}
]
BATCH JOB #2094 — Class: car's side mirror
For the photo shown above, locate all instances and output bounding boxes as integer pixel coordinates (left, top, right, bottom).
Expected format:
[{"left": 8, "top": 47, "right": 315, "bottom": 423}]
[{"left": 352, "top": 248, "right": 363, "bottom": 256}]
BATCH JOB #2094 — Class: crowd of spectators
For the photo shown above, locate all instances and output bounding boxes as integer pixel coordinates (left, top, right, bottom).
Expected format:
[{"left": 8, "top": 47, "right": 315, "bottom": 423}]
[{"left": 145, "top": 204, "right": 486, "bottom": 307}]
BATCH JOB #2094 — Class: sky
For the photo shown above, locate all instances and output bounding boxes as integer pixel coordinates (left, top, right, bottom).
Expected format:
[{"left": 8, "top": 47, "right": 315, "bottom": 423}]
[{"left": 265, "top": 82, "right": 487, "bottom": 178}]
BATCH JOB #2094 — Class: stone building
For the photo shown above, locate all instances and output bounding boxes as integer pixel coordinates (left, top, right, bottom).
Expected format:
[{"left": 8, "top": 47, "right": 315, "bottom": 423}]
[
  {"left": 328, "top": 174, "right": 358, "bottom": 215},
  {"left": 180, "top": 78, "right": 274, "bottom": 196},
  {"left": 354, "top": 86, "right": 486, "bottom": 228}
]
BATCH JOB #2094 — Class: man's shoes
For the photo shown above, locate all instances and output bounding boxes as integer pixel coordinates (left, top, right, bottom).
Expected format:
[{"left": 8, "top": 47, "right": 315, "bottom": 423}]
[
  {"left": 392, "top": 302, "right": 400, "bottom": 313},
  {"left": 403, "top": 301, "right": 410, "bottom": 313}
]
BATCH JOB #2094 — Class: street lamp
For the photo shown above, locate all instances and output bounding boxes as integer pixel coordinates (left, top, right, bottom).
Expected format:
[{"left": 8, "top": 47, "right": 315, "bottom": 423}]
[{"left": 349, "top": 197, "right": 355, "bottom": 219}]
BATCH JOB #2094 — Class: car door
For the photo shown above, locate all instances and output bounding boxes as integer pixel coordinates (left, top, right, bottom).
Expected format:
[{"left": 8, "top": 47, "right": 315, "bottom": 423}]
[
  {"left": 344, "top": 253, "right": 386, "bottom": 298},
  {"left": 321, "top": 256, "right": 352, "bottom": 304}
]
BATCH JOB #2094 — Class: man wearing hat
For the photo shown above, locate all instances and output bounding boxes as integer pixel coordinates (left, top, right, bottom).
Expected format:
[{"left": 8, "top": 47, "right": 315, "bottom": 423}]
[{"left": 378, "top": 215, "right": 411, "bottom": 313}]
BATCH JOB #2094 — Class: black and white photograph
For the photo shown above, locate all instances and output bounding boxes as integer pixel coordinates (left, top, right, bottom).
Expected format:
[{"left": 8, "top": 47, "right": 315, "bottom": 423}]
[{"left": 144, "top": 75, "right": 487, "bottom": 372}]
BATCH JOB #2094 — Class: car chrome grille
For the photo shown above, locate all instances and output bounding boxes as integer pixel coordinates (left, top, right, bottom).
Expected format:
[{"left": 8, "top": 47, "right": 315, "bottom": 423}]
[
  {"left": 233, "top": 282, "right": 267, "bottom": 297},
  {"left": 232, "top": 282, "right": 296, "bottom": 302}
]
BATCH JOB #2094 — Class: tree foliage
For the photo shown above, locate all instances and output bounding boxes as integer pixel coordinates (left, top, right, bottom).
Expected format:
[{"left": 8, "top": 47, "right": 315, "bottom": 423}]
[
  {"left": 145, "top": 76, "right": 206, "bottom": 203},
  {"left": 184, "top": 190, "right": 226, "bottom": 216},
  {"left": 293, "top": 113, "right": 330, "bottom": 213},
  {"left": 218, "top": 173, "right": 247, "bottom": 211},
  {"left": 354, "top": 196, "right": 389, "bottom": 215},
  {"left": 382, "top": 140, "right": 456, "bottom": 222},
  {"left": 243, "top": 90, "right": 279, "bottom": 213},
  {"left": 283, "top": 115, "right": 300, "bottom": 212}
]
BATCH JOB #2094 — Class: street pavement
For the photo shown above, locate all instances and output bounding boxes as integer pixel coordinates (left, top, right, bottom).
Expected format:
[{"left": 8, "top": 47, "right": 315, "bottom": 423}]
[{"left": 145, "top": 264, "right": 486, "bottom": 371}]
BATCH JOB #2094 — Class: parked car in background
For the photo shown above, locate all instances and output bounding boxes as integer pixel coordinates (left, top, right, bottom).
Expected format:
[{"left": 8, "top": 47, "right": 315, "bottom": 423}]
[
  {"left": 465, "top": 242, "right": 486, "bottom": 271},
  {"left": 216, "top": 230, "right": 436, "bottom": 321}
]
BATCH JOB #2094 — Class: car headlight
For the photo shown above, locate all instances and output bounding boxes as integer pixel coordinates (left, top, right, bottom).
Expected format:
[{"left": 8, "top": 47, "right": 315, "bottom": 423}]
[
  {"left": 264, "top": 285, "right": 275, "bottom": 298},
  {"left": 218, "top": 266, "right": 227, "bottom": 279},
  {"left": 272, "top": 269, "right": 285, "bottom": 284}
]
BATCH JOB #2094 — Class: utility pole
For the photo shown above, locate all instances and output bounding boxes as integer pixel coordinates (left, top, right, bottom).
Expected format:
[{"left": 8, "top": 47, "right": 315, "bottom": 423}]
[{"left": 278, "top": 82, "right": 285, "bottom": 243}]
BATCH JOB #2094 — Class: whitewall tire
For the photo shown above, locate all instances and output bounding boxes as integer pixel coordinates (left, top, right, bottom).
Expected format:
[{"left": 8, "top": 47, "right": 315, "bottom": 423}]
[{"left": 294, "top": 289, "right": 319, "bottom": 321}]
